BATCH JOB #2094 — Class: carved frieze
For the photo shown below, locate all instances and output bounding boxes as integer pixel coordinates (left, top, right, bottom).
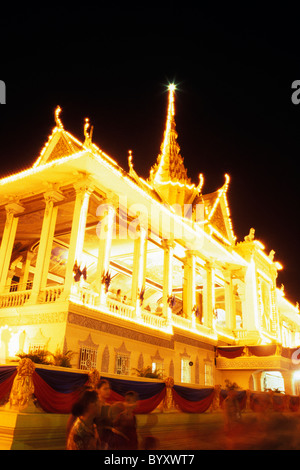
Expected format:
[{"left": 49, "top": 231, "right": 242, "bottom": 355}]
[
  {"left": 0, "top": 311, "right": 68, "bottom": 326},
  {"left": 216, "top": 355, "right": 291, "bottom": 370},
  {"left": 173, "top": 332, "right": 215, "bottom": 351},
  {"left": 68, "top": 311, "right": 175, "bottom": 349}
]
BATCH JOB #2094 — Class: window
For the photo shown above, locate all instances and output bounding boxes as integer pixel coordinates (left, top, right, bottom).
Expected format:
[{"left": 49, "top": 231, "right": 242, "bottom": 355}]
[
  {"left": 181, "top": 358, "right": 191, "bottom": 383},
  {"left": 29, "top": 344, "right": 45, "bottom": 354},
  {"left": 204, "top": 363, "right": 213, "bottom": 386},
  {"left": 152, "top": 361, "right": 164, "bottom": 377},
  {"left": 261, "top": 371, "right": 285, "bottom": 393},
  {"left": 79, "top": 347, "right": 98, "bottom": 370},
  {"left": 115, "top": 354, "right": 130, "bottom": 375}
]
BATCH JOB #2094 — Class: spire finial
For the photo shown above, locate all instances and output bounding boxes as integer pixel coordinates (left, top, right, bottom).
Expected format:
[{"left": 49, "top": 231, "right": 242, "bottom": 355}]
[
  {"left": 54, "top": 106, "right": 64, "bottom": 129},
  {"left": 151, "top": 82, "right": 190, "bottom": 184},
  {"left": 84, "top": 117, "right": 93, "bottom": 146},
  {"left": 160, "top": 83, "right": 176, "bottom": 160}
]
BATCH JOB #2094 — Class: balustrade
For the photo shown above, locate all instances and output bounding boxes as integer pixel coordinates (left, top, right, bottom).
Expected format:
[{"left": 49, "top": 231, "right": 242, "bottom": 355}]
[
  {"left": 39, "top": 286, "right": 64, "bottom": 303},
  {"left": 0, "top": 280, "right": 220, "bottom": 338},
  {"left": 106, "top": 298, "right": 135, "bottom": 320},
  {"left": 172, "top": 313, "right": 192, "bottom": 330},
  {"left": 0, "top": 290, "right": 31, "bottom": 308},
  {"left": 141, "top": 309, "right": 168, "bottom": 329}
]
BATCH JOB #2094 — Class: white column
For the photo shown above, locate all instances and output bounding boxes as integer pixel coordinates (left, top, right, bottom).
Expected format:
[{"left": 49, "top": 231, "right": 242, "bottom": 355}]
[
  {"left": 95, "top": 202, "right": 116, "bottom": 305},
  {"left": 243, "top": 257, "right": 259, "bottom": 330},
  {"left": 183, "top": 250, "right": 196, "bottom": 324},
  {"left": 19, "top": 250, "right": 34, "bottom": 290},
  {"left": 131, "top": 226, "right": 147, "bottom": 317},
  {"left": 30, "top": 191, "right": 63, "bottom": 302},
  {"left": 203, "top": 262, "right": 215, "bottom": 329},
  {"left": 0, "top": 202, "right": 24, "bottom": 292},
  {"left": 162, "top": 239, "right": 174, "bottom": 323},
  {"left": 64, "top": 180, "right": 94, "bottom": 298},
  {"left": 225, "top": 272, "right": 236, "bottom": 330}
]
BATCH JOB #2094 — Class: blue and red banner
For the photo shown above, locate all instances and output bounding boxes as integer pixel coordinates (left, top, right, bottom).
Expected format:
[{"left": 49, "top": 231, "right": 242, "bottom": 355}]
[
  {"left": 0, "top": 365, "right": 299, "bottom": 415},
  {"left": 100, "top": 375, "right": 166, "bottom": 414},
  {"left": 0, "top": 366, "right": 17, "bottom": 404},
  {"left": 32, "top": 370, "right": 89, "bottom": 413},
  {"left": 172, "top": 385, "right": 215, "bottom": 413}
]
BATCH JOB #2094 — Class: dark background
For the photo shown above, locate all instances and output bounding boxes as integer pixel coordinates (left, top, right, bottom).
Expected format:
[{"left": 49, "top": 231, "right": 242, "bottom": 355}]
[{"left": 0, "top": 2, "right": 300, "bottom": 303}]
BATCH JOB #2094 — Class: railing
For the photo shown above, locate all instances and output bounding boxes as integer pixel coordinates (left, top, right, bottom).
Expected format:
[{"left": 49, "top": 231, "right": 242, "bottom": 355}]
[
  {"left": 0, "top": 290, "right": 31, "bottom": 308},
  {"left": 39, "top": 285, "right": 64, "bottom": 303},
  {"left": 172, "top": 314, "right": 192, "bottom": 330},
  {"left": 106, "top": 298, "right": 136, "bottom": 320},
  {"left": 79, "top": 289, "right": 98, "bottom": 307},
  {"left": 0, "top": 282, "right": 217, "bottom": 339},
  {"left": 141, "top": 309, "right": 168, "bottom": 329}
]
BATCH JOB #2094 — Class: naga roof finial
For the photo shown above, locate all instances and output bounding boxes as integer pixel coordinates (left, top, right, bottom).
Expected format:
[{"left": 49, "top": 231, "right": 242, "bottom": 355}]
[{"left": 54, "top": 105, "right": 64, "bottom": 129}]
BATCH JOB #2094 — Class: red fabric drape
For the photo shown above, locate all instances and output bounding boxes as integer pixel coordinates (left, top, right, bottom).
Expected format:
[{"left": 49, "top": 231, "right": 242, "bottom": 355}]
[
  {"left": 272, "top": 395, "right": 285, "bottom": 412},
  {"left": 250, "top": 392, "right": 273, "bottom": 412},
  {"left": 32, "top": 371, "right": 89, "bottom": 413},
  {"left": 0, "top": 370, "right": 17, "bottom": 403},
  {"left": 289, "top": 396, "right": 300, "bottom": 412},
  {"left": 248, "top": 345, "right": 277, "bottom": 356},
  {"left": 172, "top": 388, "right": 215, "bottom": 413},
  {"left": 108, "top": 388, "right": 166, "bottom": 414},
  {"left": 216, "top": 347, "right": 245, "bottom": 359},
  {"left": 134, "top": 388, "right": 166, "bottom": 414}
]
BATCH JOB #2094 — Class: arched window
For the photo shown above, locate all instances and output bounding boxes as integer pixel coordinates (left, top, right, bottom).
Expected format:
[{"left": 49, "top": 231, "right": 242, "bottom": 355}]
[{"left": 261, "top": 371, "right": 285, "bottom": 393}]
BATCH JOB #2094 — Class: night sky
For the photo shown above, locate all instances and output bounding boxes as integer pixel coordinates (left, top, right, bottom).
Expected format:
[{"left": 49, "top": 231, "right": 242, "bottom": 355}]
[{"left": 1, "top": 3, "right": 300, "bottom": 304}]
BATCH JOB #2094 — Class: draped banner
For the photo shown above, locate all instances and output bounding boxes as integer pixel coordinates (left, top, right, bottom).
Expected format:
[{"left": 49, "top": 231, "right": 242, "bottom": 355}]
[
  {"left": 248, "top": 345, "right": 277, "bottom": 357},
  {"left": 100, "top": 375, "right": 166, "bottom": 414},
  {"left": 32, "top": 369, "right": 89, "bottom": 414},
  {"left": 289, "top": 396, "right": 300, "bottom": 412},
  {"left": 272, "top": 394, "right": 285, "bottom": 412},
  {"left": 216, "top": 347, "right": 245, "bottom": 359},
  {"left": 172, "top": 385, "right": 215, "bottom": 413},
  {"left": 217, "top": 345, "right": 278, "bottom": 358},
  {"left": 250, "top": 392, "right": 273, "bottom": 412},
  {"left": 0, "top": 365, "right": 299, "bottom": 415},
  {"left": 0, "top": 366, "right": 17, "bottom": 404}
]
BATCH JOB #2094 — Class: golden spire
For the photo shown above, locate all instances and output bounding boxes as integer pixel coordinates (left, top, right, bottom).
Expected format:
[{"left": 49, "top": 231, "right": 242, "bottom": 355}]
[{"left": 150, "top": 84, "right": 190, "bottom": 185}]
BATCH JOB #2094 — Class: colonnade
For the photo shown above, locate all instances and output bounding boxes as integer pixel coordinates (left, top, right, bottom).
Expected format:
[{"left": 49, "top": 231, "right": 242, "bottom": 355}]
[{"left": 0, "top": 181, "right": 237, "bottom": 332}]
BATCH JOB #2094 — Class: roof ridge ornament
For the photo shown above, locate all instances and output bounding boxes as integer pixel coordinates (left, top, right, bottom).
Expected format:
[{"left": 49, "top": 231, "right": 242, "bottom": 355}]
[
  {"left": 54, "top": 105, "right": 64, "bottom": 129},
  {"left": 84, "top": 117, "right": 93, "bottom": 147}
]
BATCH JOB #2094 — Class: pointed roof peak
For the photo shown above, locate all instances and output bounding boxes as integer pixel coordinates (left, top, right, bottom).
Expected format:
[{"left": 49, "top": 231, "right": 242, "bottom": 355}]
[
  {"left": 32, "top": 105, "right": 84, "bottom": 168},
  {"left": 149, "top": 84, "right": 190, "bottom": 186}
]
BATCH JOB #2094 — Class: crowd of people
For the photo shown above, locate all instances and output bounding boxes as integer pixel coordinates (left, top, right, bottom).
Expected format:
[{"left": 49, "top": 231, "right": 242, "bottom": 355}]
[{"left": 66, "top": 379, "right": 144, "bottom": 450}]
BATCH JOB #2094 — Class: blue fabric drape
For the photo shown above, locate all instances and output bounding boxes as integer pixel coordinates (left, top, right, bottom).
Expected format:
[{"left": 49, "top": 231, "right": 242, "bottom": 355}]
[
  {"left": 35, "top": 368, "right": 89, "bottom": 393},
  {"left": 173, "top": 384, "right": 214, "bottom": 402},
  {"left": 0, "top": 366, "right": 17, "bottom": 384},
  {"left": 101, "top": 375, "right": 165, "bottom": 400}
]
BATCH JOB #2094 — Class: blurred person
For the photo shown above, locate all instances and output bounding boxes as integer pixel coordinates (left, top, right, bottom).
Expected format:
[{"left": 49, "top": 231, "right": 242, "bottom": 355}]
[
  {"left": 94, "top": 379, "right": 113, "bottom": 449},
  {"left": 108, "top": 390, "right": 139, "bottom": 450},
  {"left": 223, "top": 387, "right": 242, "bottom": 449},
  {"left": 223, "top": 388, "right": 241, "bottom": 432},
  {"left": 116, "top": 289, "right": 122, "bottom": 302},
  {"left": 66, "top": 385, "right": 93, "bottom": 439},
  {"left": 66, "top": 390, "right": 101, "bottom": 450},
  {"left": 143, "top": 436, "right": 159, "bottom": 450}
]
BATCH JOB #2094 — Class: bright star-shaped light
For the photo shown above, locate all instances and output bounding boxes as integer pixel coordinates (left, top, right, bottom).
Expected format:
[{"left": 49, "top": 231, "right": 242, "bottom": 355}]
[{"left": 168, "top": 83, "right": 176, "bottom": 92}]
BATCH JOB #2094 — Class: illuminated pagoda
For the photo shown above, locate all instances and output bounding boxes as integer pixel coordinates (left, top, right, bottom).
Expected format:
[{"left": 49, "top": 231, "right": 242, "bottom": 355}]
[{"left": 0, "top": 85, "right": 299, "bottom": 395}]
